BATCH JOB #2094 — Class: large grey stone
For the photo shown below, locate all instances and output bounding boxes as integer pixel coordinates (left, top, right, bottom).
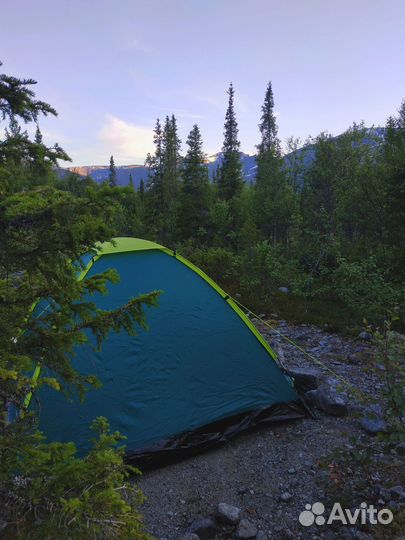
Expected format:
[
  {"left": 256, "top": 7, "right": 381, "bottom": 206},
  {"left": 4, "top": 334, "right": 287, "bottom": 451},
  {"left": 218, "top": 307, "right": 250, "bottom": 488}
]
[
  {"left": 235, "top": 519, "right": 258, "bottom": 539},
  {"left": 235, "top": 519, "right": 257, "bottom": 540},
  {"left": 216, "top": 502, "right": 241, "bottom": 525},
  {"left": 286, "top": 367, "right": 320, "bottom": 391},
  {"left": 318, "top": 387, "right": 348, "bottom": 416},
  {"left": 187, "top": 516, "right": 218, "bottom": 540},
  {"left": 305, "top": 385, "right": 348, "bottom": 416}
]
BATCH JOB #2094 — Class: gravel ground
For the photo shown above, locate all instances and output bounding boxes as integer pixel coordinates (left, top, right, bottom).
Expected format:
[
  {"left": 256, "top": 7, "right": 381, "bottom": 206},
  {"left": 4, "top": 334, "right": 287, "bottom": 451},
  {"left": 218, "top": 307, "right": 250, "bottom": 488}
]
[{"left": 136, "top": 319, "right": 386, "bottom": 540}]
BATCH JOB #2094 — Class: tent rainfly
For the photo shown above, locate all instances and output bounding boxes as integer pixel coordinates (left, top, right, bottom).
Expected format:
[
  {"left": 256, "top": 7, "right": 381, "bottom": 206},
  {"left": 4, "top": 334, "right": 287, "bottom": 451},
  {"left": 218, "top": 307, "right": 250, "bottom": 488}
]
[{"left": 31, "top": 237, "right": 306, "bottom": 467}]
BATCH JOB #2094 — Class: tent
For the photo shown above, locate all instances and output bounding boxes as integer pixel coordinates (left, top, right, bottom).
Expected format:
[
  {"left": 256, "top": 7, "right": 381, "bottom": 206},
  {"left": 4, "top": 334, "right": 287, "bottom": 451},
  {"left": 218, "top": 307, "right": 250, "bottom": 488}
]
[{"left": 32, "top": 237, "right": 306, "bottom": 467}]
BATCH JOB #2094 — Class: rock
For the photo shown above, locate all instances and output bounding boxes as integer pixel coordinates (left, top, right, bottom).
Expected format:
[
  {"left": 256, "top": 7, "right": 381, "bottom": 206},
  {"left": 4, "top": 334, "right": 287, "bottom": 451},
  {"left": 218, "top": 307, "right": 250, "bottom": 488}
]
[
  {"left": 279, "top": 492, "right": 293, "bottom": 502},
  {"left": 286, "top": 367, "right": 320, "bottom": 391},
  {"left": 358, "top": 331, "right": 372, "bottom": 341},
  {"left": 255, "top": 532, "right": 268, "bottom": 540},
  {"left": 389, "top": 485, "right": 405, "bottom": 501},
  {"left": 278, "top": 287, "right": 289, "bottom": 293},
  {"left": 180, "top": 534, "right": 200, "bottom": 540},
  {"left": 360, "top": 404, "right": 387, "bottom": 434},
  {"left": 216, "top": 502, "right": 241, "bottom": 525},
  {"left": 287, "top": 467, "right": 296, "bottom": 474},
  {"left": 235, "top": 519, "right": 258, "bottom": 539},
  {"left": 361, "top": 416, "right": 387, "bottom": 434},
  {"left": 186, "top": 516, "right": 218, "bottom": 540},
  {"left": 305, "top": 385, "right": 348, "bottom": 416}
]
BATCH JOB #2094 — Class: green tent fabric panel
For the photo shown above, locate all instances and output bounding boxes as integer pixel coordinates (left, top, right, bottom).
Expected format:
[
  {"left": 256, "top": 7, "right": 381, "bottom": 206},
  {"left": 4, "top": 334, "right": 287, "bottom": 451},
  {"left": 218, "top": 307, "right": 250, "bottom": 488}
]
[
  {"left": 97, "top": 238, "right": 277, "bottom": 359},
  {"left": 96, "top": 237, "right": 169, "bottom": 255},
  {"left": 35, "top": 250, "right": 298, "bottom": 455}
]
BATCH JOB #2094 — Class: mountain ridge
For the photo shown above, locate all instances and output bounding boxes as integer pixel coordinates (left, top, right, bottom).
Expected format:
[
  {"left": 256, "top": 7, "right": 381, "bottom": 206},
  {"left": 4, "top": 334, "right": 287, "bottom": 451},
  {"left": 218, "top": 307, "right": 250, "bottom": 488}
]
[{"left": 58, "top": 128, "right": 385, "bottom": 188}]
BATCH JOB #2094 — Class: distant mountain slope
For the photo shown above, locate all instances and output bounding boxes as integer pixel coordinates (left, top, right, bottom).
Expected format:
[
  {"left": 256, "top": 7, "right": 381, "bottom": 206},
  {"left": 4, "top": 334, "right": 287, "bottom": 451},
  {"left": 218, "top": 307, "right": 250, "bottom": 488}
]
[
  {"left": 58, "top": 153, "right": 257, "bottom": 188},
  {"left": 62, "top": 164, "right": 150, "bottom": 187},
  {"left": 206, "top": 152, "right": 257, "bottom": 182},
  {"left": 282, "top": 127, "right": 386, "bottom": 188},
  {"left": 57, "top": 128, "right": 385, "bottom": 188}
]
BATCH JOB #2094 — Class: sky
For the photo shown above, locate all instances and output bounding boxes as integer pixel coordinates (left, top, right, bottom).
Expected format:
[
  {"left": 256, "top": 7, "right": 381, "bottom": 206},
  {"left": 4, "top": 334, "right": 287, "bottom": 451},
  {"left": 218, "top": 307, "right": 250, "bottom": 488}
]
[{"left": 1, "top": 0, "right": 405, "bottom": 167}]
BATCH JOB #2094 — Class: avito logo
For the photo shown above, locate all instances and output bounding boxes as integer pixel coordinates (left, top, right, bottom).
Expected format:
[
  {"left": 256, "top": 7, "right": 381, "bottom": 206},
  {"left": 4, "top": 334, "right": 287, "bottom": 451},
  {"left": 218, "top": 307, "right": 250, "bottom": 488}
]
[{"left": 299, "top": 501, "right": 393, "bottom": 527}]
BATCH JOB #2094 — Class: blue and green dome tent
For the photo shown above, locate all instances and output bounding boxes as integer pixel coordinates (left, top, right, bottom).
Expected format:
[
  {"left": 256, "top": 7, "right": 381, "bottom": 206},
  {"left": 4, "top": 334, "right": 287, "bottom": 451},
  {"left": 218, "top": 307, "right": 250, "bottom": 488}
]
[{"left": 32, "top": 237, "right": 306, "bottom": 466}]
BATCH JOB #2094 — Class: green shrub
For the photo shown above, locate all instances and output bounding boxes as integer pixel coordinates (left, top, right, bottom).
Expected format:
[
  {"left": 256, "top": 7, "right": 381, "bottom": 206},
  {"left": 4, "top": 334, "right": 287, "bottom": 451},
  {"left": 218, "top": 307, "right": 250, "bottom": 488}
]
[
  {"left": 374, "top": 318, "right": 405, "bottom": 442},
  {"left": 183, "top": 246, "right": 241, "bottom": 289},
  {"left": 0, "top": 417, "right": 149, "bottom": 540},
  {"left": 333, "top": 256, "right": 401, "bottom": 321}
]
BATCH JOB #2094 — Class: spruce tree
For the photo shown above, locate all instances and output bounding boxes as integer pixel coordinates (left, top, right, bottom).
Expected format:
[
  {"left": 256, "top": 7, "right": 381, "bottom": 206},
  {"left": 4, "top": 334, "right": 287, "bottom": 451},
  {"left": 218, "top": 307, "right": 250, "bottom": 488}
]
[
  {"left": 0, "top": 75, "right": 68, "bottom": 193},
  {"left": 145, "top": 118, "right": 164, "bottom": 208},
  {"left": 145, "top": 116, "right": 181, "bottom": 244},
  {"left": 257, "top": 81, "right": 280, "bottom": 156},
  {"left": 0, "top": 63, "right": 155, "bottom": 539},
  {"left": 138, "top": 178, "right": 145, "bottom": 198},
  {"left": 179, "top": 124, "right": 210, "bottom": 239},
  {"left": 34, "top": 124, "right": 43, "bottom": 144},
  {"left": 254, "top": 81, "right": 297, "bottom": 245},
  {"left": 162, "top": 114, "right": 181, "bottom": 198},
  {"left": 108, "top": 155, "right": 117, "bottom": 187},
  {"left": 129, "top": 172, "right": 134, "bottom": 189},
  {"left": 218, "top": 83, "right": 243, "bottom": 201},
  {"left": 161, "top": 115, "right": 181, "bottom": 243}
]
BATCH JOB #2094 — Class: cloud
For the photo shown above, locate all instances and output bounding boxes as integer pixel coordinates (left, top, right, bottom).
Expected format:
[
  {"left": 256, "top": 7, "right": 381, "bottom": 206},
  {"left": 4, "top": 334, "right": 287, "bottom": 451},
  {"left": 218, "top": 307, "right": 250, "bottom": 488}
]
[{"left": 97, "top": 115, "right": 154, "bottom": 164}]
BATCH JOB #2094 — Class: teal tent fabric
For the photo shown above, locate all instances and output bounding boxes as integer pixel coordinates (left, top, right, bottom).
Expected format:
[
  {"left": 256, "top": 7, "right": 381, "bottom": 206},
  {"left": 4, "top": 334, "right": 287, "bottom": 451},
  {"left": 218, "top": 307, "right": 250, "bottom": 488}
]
[{"left": 34, "top": 246, "right": 301, "bottom": 458}]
